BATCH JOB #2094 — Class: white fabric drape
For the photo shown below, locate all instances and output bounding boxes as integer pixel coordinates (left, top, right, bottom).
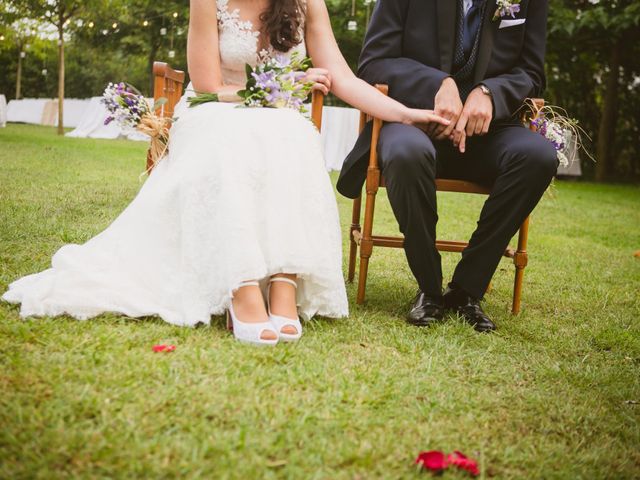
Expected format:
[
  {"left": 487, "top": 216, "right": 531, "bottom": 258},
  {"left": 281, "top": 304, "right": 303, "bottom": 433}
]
[
  {"left": 6, "top": 98, "right": 92, "bottom": 128},
  {"left": 0, "top": 95, "right": 7, "bottom": 127},
  {"left": 7, "top": 98, "right": 50, "bottom": 124},
  {"left": 66, "top": 97, "right": 149, "bottom": 141},
  {"left": 319, "top": 106, "right": 360, "bottom": 171}
]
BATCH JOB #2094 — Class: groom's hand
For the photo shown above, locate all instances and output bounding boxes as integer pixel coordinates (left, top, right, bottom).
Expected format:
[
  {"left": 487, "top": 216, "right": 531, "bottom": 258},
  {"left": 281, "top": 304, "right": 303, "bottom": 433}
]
[
  {"left": 453, "top": 87, "right": 493, "bottom": 140},
  {"left": 429, "top": 77, "right": 463, "bottom": 140}
]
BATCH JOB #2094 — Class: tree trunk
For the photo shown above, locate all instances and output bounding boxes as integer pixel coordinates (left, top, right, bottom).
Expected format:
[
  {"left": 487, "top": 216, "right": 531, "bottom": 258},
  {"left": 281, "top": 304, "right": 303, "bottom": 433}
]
[
  {"left": 147, "top": 48, "right": 156, "bottom": 96},
  {"left": 147, "top": 38, "right": 159, "bottom": 96},
  {"left": 147, "top": 27, "right": 158, "bottom": 97},
  {"left": 16, "top": 50, "right": 23, "bottom": 99},
  {"left": 595, "top": 40, "right": 621, "bottom": 182},
  {"left": 57, "top": 23, "right": 65, "bottom": 135}
]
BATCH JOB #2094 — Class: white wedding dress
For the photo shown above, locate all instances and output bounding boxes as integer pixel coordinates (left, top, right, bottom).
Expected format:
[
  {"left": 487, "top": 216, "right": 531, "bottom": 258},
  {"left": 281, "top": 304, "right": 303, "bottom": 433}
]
[{"left": 2, "top": 0, "right": 349, "bottom": 326}]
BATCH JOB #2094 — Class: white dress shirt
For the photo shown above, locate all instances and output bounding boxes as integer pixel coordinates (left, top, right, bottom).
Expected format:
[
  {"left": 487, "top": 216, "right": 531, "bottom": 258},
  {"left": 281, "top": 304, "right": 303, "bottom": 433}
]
[{"left": 464, "top": 0, "right": 473, "bottom": 15}]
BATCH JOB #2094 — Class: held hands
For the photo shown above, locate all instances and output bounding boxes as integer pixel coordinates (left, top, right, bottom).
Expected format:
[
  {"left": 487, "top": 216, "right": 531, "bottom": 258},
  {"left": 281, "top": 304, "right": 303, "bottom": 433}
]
[
  {"left": 405, "top": 109, "right": 451, "bottom": 131},
  {"left": 427, "top": 78, "right": 493, "bottom": 153},
  {"left": 430, "top": 77, "right": 463, "bottom": 141}
]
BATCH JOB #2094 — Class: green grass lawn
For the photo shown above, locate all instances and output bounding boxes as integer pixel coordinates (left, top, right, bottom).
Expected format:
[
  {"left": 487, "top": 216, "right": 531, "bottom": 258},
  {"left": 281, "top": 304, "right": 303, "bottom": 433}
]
[{"left": 1, "top": 124, "right": 639, "bottom": 479}]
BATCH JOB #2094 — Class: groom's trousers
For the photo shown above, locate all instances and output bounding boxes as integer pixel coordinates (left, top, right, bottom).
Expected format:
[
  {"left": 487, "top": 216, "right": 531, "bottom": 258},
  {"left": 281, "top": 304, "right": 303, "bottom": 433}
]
[{"left": 377, "top": 122, "right": 558, "bottom": 300}]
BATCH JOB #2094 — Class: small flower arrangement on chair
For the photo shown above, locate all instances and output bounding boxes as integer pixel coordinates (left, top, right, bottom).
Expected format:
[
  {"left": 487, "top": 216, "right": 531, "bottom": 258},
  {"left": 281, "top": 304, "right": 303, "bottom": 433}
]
[
  {"left": 102, "top": 82, "right": 172, "bottom": 173},
  {"left": 522, "top": 99, "right": 593, "bottom": 169}
]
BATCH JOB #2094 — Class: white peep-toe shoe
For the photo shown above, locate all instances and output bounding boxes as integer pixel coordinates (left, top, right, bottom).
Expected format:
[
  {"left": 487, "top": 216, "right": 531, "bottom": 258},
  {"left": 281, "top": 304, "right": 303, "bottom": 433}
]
[
  {"left": 267, "top": 277, "right": 303, "bottom": 342},
  {"left": 227, "top": 281, "right": 278, "bottom": 346}
]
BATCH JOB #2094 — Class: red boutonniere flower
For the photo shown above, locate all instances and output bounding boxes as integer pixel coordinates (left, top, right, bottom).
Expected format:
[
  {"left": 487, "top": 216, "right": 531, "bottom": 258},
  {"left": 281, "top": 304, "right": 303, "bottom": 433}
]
[
  {"left": 416, "top": 450, "right": 480, "bottom": 477},
  {"left": 152, "top": 344, "right": 176, "bottom": 352}
]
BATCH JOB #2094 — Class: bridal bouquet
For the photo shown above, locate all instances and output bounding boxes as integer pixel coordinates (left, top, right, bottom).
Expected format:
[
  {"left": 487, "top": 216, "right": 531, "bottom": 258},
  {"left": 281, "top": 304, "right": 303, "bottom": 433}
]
[
  {"left": 102, "top": 82, "right": 171, "bottom": 171},
  {"left": 187, "top": 52, "right": 315, "bottom": 113}
]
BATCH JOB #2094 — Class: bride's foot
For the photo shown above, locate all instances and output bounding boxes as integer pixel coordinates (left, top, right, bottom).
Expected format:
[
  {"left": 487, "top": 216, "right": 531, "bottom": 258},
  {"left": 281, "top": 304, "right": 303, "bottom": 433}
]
[
  {"left": 228, "top": 281, "right": 278, "bottom": 345},
  {"left": 268, "top": 275, "right": 302, "bottom": 342}
]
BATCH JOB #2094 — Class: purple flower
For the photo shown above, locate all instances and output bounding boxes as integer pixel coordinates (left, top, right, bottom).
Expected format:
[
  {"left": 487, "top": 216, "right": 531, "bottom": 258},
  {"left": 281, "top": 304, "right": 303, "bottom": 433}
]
[
  {"left": 101, "top": 81, "right": 149, "bottom": 129},
  {"left": 272, "top": 54, "right": 291, "bottom": 69},
  {"left": 499, "top": 4, "right": 520, "bottom": 18},
  {"left": 494, "top": 0, "right": 521, "bottom": 20},
  {"left": 252, "top": 70, "right": 280, "bottom": 92},
  {"left": 533, "top": 115, "right": 566, "bottom": 155},
  {"left": 239, "top": 52, "right": 314, "bottom": 113},
  {"left": 266, "top": 89, "right": 291, "bottom": 106}
]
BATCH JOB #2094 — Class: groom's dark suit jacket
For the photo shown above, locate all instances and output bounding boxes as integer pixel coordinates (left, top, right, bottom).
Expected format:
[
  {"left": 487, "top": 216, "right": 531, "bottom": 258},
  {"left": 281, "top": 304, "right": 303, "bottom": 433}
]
[{"left": 337, "top": 0, "right": 548, "bottom": 199}]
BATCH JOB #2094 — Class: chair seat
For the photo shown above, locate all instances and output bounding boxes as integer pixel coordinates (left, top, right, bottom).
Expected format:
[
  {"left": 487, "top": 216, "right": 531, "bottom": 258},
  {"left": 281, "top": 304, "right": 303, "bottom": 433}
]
[
  {"left": 379, "top": 176, "right": 492, "bottom": 195},
  {"left": 435, "top": 178, "right": 492, "bottom": 195}
]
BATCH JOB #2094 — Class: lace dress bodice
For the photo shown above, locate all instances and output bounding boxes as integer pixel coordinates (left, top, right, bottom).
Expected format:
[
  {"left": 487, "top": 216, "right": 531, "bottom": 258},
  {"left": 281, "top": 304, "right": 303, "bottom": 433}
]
[{"left": 216, "top": 0, "right": 307, "bottom": 85}]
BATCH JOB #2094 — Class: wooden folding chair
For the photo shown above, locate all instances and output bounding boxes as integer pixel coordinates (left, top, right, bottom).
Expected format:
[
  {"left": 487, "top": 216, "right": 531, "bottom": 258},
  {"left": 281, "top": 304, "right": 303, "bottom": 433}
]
[
  {"left": 146, "top": 61, "right": 325, "bottom": 173},
  {"left": 347, "top": 85, "right": 544, "bottom": 314},
  {"left": 145, "top": 62, "right": 186, "bottom": 172}
]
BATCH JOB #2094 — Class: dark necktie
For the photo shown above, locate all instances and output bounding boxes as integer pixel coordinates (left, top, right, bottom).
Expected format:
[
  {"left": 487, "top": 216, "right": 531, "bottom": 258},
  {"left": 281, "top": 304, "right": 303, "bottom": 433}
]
[
  {"left": 453, "top": 0, "right": 486, "bottom": 99},
  {"left": 463, "top": 0, "right": 484, "bottom": 60}
]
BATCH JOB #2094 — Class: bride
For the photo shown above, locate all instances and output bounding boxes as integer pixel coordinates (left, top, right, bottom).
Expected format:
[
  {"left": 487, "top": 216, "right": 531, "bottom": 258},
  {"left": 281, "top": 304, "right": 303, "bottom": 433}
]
[{"left": 2, "top": 0, "right": 449, "bottom": 345}]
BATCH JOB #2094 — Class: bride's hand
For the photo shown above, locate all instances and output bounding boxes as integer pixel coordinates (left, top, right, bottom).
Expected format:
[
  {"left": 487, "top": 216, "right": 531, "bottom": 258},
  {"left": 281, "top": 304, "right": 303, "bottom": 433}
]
[
  {"left": 404, "top": 109, "right": 451, "bottom": 132},
  {"left": 304, "top": 68, "right": 332, "bottom": 95}
]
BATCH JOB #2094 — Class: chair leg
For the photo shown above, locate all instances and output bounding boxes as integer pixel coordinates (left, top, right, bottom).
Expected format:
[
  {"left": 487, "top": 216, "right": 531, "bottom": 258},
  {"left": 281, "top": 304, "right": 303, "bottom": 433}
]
[
  {"left": 512, "top": 267, "right": 525, "bottom": 315},
  {"left": 145, "top": 149, "right": 154, "bottom": 173},
  {"left": 356, "top": 178, "right": 378, "bottom": 305},
  {"left": 511, "top": 216, "right": 530, "bottom": 315},
  {"left": 356, "top": 255, "right": 371, "bottom": 304},
  {"left": 348, "top": 195, "right": 362, "bottom": 283}
]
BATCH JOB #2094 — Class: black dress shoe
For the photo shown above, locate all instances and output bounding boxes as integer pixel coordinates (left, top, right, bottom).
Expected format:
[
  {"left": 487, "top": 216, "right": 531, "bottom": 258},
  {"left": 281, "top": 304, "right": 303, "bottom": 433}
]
[
  {"left": 443, "top": 286, "right": 496, "bottom": 333},
  {"left": 406, "top": 290, "right": 444, "bottom": 327}
]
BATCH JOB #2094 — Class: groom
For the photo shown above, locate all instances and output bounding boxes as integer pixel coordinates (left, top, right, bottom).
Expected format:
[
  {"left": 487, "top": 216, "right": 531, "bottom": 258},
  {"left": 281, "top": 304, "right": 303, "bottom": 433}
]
[{"left": 337, "top": 0, "right": 557, "bottom": 331}]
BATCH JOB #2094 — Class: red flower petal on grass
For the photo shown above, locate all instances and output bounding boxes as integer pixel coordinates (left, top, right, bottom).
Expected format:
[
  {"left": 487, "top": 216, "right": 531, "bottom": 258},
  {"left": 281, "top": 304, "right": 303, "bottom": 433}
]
[
  {"left": 447, "top": 451, "right": 480, "bottom": 477},
  {"left": 416, "top": 450, "right": 447, "bottom": 472},
  {"left": 152, "top": 344, "right": 176, "bottom": 352},
  {"left": 416, "top": 450, "right": 480, "bottom": 477}
]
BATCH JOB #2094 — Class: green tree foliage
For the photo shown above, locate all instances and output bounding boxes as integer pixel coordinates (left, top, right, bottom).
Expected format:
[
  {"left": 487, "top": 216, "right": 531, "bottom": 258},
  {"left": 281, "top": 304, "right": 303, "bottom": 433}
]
[
  {"left": 546, "top": 0, "right": 640, "bottom": 181},
  {"left": 0, "top": 16, "right": 56, "bottom": 99},
  {"left": 2, "top": 0, "right": 110, "bottom": 133},
  {"left": 0, "top": 1, "right": 189, "bottom": 97},
  {"left": 71, "top": 0, "right": 189, "bottom": 94}
]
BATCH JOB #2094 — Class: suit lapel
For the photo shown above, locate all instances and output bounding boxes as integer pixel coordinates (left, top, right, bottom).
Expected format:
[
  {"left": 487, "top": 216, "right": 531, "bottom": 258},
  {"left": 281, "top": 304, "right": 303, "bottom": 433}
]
[
  {"left": 436, "top": 0, "right": 457, "bottom": 73},
  {"left": 474, "top": 0, "right": 499, "bottom": 83}
]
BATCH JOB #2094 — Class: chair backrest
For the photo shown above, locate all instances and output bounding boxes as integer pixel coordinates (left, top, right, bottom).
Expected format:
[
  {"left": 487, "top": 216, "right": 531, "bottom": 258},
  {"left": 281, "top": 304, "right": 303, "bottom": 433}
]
[
  {"left": 153, "top": 62, "right": 186, "bottom": 118},
  {"left": 524, "top": 98, "right": 544, "bottom": 130}
]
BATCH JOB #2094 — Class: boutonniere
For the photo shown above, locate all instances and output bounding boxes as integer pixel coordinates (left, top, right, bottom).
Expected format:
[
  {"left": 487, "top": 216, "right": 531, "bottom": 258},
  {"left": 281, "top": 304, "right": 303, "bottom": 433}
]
[{"left": 493, "top": 0, "right": 521, "bottom": 21}]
